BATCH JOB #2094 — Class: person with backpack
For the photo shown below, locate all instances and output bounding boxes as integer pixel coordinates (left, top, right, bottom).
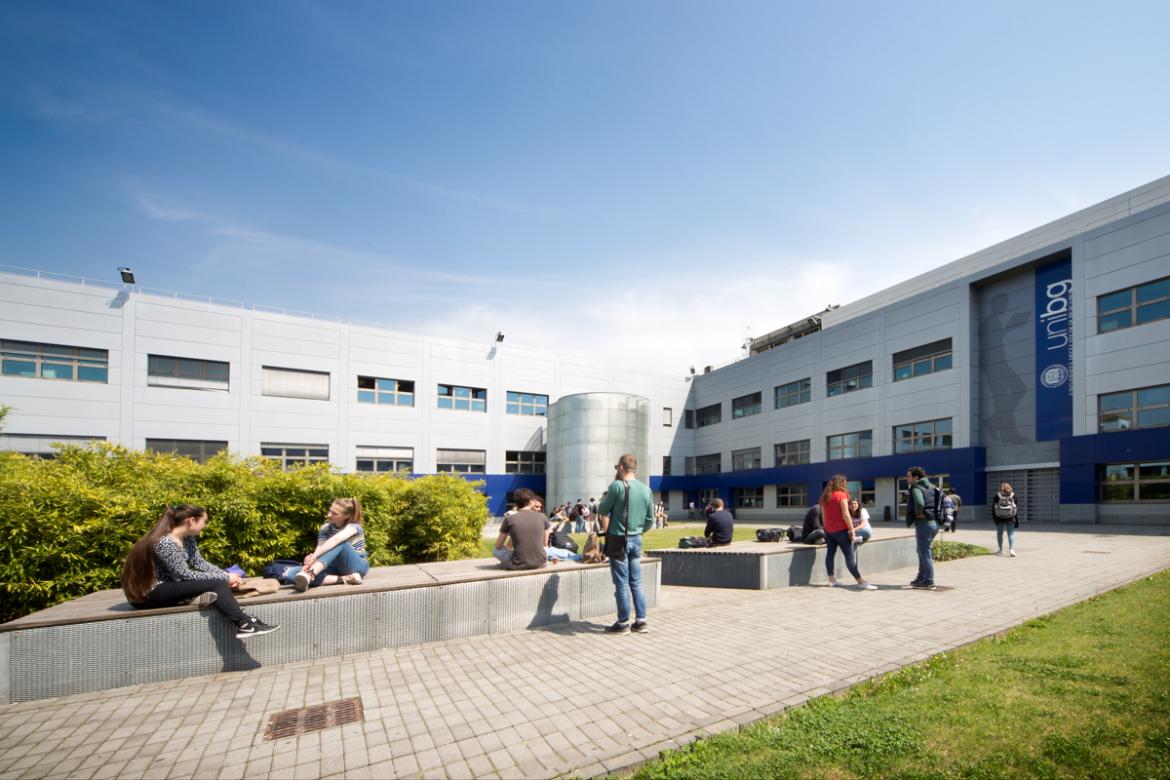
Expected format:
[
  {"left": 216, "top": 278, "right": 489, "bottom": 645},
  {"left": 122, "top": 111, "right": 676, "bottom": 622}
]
[
  {"left": 905, "top": 466, "right": 942, "bottom": 590},
  {"left": 992, "top": 482, "right": 1019, "bottom": 556},
  {"left": 821, "top": 475, "right": 878, "bottom": 590},
  {"left": 945, "top": 489, "right": 962, "bottom": 532}
]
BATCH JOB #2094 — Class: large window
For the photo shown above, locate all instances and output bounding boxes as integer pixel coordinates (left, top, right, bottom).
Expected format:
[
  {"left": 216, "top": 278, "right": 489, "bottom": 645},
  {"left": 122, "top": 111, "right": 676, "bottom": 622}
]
[
  {"left": 663, "top": 456, "right": 671, "bottom": 476},
  {"left": 696, "top": 403, "right": 722, "bottom": 427},
  {"left": 776, "top": 483, "right": 808, "bottom": 508},
  {"left": 734, "top": 487, "right": 764, "bottom": 508},
  {"left": 1098, "top": 276, "right": 1170, "bottom": 333},
  {"left": 148, "top": 355, "right": 229, "bottom": 391},
  {"left": 774, "top": 378, "right": 811, "bottom": 409},
  {"left": 774, "top": 439, "right": 811, "bottom": 466},
  {"left": 437, "top": 384, "right": 487, "bottom": 412},
  {"left": 262, "top": 367, "right": 330, "bottom": 400},
  {"left": 698, "top": 488, "right": 720, "bottom": 506},
  {"left": 358, "top": 376, "right": 414, "bottom": 406},
  {"left": 261, "top": 443, "right": 329, "bottom": 470},
  {"left": 506, "top": 391, "right": 547, "bottom": 416},
  {"left": 0, "top": 433, "right": 105, "bottom": 458},
  {"left": 1098, "top": 385, "right": 1170, "bottom": 432},
  {"left": 695, "top": 453, "right": 722, "bottom": 474},
  {"left": 685, "top": 456, "right": 695, "bottom": 476},
  {"left": 684, "top": 410, "right": 695, "bottom": 429},
  {"left": 146, "top": 439, "right": 227, "bottom": 463},
  {"left": 732, "top": 447, "right": 762, "bottom": 471},
  {"left": 845, "top": 479, "right": 876, "bottom": 507},
  {"left": 1101, "top": 462, "right": 1170, "bottom": 502},
  {"left": 1, "top": 340, "right": 108, "bottom": 383},
  {"left": 898, "top": 473, "right": 950, "bottom": 511},
  {"left": 893, "top": 339, "right": 952, "bottom": 382},
  {"left": 893, "top": 418, "right": 953, "bottom": 454},
  {"left": 732, "top": 392, "right": 762, "bottom": 419},
  {"left": 826, "top": 430, "right": 873, "bottom": 460},
  {"left": 826, "top": 361, "right": 873, "bottom": 397},
  {"left": 355, "top": 446, "right": 413, "bottom": 473},
  {"left": 505, "top": 450, "right": 546, "bottom": 474},
  {"left": 436, "top": 448, "right": 486, "bottom": 474}
]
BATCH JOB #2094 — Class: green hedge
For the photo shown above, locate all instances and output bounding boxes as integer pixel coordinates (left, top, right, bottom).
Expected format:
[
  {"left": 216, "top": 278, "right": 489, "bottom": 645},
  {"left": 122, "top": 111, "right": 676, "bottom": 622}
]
[{"left": 0, "top": 444, "right": 489, "bottom": 622}]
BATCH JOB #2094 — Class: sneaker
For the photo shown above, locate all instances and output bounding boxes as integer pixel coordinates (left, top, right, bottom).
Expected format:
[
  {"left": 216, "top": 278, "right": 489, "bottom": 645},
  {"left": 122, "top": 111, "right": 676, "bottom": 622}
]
[
  {"left": 856, "top": 582, "right": 877, "bottom": 591},
  {"left": 911, "top": 581, "right": 933, "bottom": 589},
  {"left": 826, "top": 578, "right": 840, "bottom": 587},
  {"left": 631, "top": 621, "right": 649, "bottom": 633},
  {"left": 190, "top": 592, "right": 218, "bottom": 607},
  {"left": 342, "top": 572, "right": 363, "bottom": 585},
  {"left": 1009, "top": 549, "right": 1017, "bottom": 557},
  {"left": 293, "top": 570, "right": 311, "bottom": 592},
  {"left": 910, "top": 579, "right": 924, "bottom": 587},
  {"left": 996, "top": 549, "right": 1003, "bottom": 555},
  {"left": 604, "top": 621, "right": 631, "bottom": 634},
  {"left": 236, "top": 618, "right": 280, "bottom": 638}
]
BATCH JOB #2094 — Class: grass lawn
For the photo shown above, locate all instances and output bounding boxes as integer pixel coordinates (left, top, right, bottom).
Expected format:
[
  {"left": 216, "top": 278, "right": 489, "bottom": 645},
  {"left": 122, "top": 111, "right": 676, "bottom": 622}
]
[{"left": 632, "top": 569, "right": 1170, "bottom": 779}]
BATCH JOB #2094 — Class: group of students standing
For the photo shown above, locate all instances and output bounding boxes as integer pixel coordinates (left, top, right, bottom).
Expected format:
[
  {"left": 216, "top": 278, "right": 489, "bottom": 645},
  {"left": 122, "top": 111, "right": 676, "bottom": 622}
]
[{"left": 120, "top": 497, "right": 371, "bottom": 638}]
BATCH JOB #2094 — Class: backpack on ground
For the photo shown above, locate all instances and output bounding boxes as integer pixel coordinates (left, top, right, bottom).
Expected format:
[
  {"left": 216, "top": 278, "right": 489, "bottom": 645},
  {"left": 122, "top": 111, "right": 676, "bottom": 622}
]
[
  {"left": 993, "top": 493, "right": 1016, "bottom": 521},
  {"left": 580, "top": 532, "right": 604, "bottom": 563},
  {"left": 549, "top": 528, "right": 579, "bottom": 552},
  {"left": 756, "top": 527, "right": 784, "bottom": 543},
  {"left": 679, "top": 536, "right": 711, "bottom": 548}
]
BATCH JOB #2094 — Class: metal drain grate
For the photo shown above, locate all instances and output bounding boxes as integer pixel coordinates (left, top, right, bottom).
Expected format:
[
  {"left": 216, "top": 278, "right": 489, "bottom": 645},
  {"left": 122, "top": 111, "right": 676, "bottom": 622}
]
[{"left": 265, "top": 697, "right": 364, "bottom": 741}]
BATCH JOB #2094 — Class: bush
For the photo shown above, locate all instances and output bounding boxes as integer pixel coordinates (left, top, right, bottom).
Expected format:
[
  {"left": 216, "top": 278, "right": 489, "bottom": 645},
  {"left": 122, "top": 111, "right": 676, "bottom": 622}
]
[{"left": 0, "top": 444, "right": 489, "bottom": 622}]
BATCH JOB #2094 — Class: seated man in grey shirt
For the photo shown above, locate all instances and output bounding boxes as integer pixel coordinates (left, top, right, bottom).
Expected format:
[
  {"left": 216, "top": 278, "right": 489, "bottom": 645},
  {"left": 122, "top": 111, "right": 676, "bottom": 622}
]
[{"left": 493, "top": 488, "right": 549, "bottom": 570}]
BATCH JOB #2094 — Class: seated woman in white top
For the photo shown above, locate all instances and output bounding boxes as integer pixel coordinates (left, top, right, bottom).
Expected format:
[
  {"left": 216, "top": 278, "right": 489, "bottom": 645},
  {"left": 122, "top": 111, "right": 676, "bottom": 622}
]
[
  {"left": 293, "top": 498, "right": 370, "bottom": 591},
  {"left": 849, "top": 498, "right": 872, "bottom": 543}
]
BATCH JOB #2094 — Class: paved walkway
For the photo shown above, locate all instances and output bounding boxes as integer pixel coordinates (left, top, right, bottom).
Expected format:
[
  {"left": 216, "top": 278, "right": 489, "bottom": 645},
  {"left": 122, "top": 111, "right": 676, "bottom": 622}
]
[{"left": 2, "top": 525, "right": 1168, "bottom": 780}]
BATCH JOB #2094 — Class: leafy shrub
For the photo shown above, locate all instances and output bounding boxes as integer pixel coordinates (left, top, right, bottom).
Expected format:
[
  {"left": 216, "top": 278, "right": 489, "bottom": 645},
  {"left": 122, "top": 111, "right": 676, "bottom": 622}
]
[{"left": 0, "top": 444, "right": 489, "bottom": 622}]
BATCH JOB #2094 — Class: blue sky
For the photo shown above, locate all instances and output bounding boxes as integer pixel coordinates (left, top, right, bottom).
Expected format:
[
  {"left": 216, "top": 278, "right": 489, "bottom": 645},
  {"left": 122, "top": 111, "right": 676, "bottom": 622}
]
[{"left": 2, "top": 1, "right": 1169, "bottom": 371}]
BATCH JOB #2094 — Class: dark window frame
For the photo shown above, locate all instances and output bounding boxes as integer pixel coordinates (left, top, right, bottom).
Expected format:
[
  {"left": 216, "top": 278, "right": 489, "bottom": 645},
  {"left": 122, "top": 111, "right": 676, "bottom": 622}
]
[
  {"left": 774, "top": 378, "right": 811, "bottom": 409},
  {"left": 826, "top": 361, "right": 873, "bottom": 397},
  {"left": 892, "top": 338, "right": 952, "bottom": 382}
]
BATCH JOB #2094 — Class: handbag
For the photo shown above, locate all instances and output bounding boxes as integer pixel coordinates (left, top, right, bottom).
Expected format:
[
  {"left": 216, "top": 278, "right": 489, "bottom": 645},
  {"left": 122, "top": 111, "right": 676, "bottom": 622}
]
[{"left": 602, "top": 481, "right": 631, "bottom": 561}]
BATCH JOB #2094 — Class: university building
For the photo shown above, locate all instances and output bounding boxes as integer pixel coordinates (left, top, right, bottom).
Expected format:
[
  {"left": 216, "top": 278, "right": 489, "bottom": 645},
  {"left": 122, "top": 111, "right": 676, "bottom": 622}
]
[{"left": 2, "top": 175, "right": 1169, "bottom": 523}]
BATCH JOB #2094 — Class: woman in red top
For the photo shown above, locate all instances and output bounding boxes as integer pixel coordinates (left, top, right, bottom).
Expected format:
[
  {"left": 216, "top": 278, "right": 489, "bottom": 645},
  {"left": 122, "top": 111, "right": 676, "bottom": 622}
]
[{"left": 819, "top": 475, "right": 877, "bottom": 590}]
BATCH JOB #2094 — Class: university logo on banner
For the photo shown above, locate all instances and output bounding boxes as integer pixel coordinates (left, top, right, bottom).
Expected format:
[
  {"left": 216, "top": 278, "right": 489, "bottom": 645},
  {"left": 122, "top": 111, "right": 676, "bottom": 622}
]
[{"left": 1035, "top": 255, "right": 1073, "bottom": 440}]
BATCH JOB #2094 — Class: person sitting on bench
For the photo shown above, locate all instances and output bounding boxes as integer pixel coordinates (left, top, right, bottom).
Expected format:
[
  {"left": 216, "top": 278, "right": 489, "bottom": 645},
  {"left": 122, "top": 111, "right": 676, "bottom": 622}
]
[
  {"left": 121, "top": 504, "right": 279, "bottom": 638},
  {"left": 494, "top": 488, "right": 552, "bottom": 569},
  {"left": 801, "top": 504, "right": 826, "bottom": 544},
  {"left": 294, "top": 497, "right": 369, "bottom": 591},
  {"left": 849, "top": 498, "right": 872, "bottom": 543},
  {"left": 704, "top": 498, "right": 734, "bottom": 546}
]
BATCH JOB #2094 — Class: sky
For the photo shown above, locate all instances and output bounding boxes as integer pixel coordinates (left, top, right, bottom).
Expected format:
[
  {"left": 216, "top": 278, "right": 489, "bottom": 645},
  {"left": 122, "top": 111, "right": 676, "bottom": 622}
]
[{"left": 2, "top": 1, "right": 1169, "bottom": 373}]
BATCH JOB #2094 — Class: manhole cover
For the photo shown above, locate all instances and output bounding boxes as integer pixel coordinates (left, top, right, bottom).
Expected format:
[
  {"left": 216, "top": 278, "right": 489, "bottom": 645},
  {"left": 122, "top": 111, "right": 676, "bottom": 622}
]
[{"left": 265, "top": 697, "right": 364, "bottom": 741}]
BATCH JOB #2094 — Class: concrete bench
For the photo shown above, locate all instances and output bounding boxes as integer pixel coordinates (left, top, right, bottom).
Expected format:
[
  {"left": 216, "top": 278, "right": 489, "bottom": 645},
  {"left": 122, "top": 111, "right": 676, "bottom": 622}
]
[
  {"left": 0, "top": 556, "right": 660, "bottom": 704},
  {"left": 649, "top": 530, "right": 918, "bottom": 589}
]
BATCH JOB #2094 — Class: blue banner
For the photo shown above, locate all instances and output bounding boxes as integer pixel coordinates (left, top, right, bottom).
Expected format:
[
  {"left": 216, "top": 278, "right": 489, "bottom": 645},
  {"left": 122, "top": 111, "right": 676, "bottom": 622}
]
[{"left": 1035, "top": 257, "right": 1073, "bottom": 440}]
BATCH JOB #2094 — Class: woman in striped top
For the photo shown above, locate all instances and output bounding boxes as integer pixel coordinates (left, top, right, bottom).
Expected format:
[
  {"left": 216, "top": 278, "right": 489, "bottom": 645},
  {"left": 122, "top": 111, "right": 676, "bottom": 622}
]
[{"left": 293, "top": 497, "right": 370, "bottom": 591}]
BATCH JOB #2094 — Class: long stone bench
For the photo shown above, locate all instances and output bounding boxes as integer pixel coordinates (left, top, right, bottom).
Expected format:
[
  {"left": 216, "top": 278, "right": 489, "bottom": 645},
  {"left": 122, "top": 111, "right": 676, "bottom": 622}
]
[
  {"left": 649, "top": 530, "right": 918, "bottom": 589},
  {"left": 0, "top": 556, "right": 660, "bottom": 704}
]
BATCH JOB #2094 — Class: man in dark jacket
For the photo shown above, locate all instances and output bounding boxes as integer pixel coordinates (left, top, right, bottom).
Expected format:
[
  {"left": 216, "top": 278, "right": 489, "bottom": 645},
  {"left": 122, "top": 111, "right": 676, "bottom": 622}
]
[
  {"left": 703, "top": 498, "right": 734, "bottom": 546},
  {"left": 905, "top": 466, "right": 939, "bottom": 589},
  {"left": 801, "top": 504, "right": 826, "bottom": 544}
]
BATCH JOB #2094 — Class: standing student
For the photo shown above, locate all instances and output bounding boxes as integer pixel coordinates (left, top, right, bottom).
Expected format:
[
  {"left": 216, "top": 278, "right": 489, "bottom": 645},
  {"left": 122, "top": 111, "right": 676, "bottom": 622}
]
[
  {"left": 598, "top": 454, "right": 656, "bottom": 634},
  {"left": 294, "top": 498, "right": 370, "bottom": 591},
  {"left": 906, "top": 466, "right": 940, "bottom": 589},
  {"left": 821, "top": 476, "right": 877, "bottom": 590},
  {"left": 121, "top": 504, "right": 279, "bottom": 638},
  {"left": 992, "top": 483, "right": 1019, "bottom": 556}
]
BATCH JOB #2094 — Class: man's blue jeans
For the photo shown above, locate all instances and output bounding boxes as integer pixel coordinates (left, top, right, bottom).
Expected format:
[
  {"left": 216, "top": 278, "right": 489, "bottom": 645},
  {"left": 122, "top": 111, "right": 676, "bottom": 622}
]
[
  {"left": 915, "top": 520, "right": 939, "bottom": 584},
  {"left": 609, "top": 534, "right": 647, "bottom": 624},
  {"left": 310, "top": 542, "right": 369, "bottom": 586}
]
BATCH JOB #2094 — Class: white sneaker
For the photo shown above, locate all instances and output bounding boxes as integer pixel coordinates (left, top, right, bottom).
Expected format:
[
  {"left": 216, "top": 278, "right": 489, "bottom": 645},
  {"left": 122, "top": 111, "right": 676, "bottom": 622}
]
[
  {"left": 856, "top": 582, "right": 877, "bottom": 591},
  {"left": 293, "top": 570, "right": 311, "bottom": 592},
  {"left": 1009, "top": 549, "right": 1017, "bottom": 557},
  {"left": 342, "top": 572, "right": 363, "bottom": 585},
  {"left": 826, "top": 579, "right": 839, "bottom": 587},
  {"left": 996, "top": 549, "right": 1003, "bottom": 555}
]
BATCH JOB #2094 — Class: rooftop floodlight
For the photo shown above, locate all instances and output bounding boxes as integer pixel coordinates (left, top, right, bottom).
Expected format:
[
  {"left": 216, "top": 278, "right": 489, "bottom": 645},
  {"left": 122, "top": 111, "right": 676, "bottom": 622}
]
[
  {"left": 689, "top": 366, "right": 696, "bottom": 375},
  {"left": 495, "top": 332, "right": 505, "bottom": 343},
  {"left": 117, "top": 267, "right": 136, "bottom": 285}
]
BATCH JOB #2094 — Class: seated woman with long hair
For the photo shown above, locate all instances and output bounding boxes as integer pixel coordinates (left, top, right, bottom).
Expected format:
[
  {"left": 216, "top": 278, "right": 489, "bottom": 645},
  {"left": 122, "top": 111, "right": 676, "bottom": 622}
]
[
  {"left": 121, "top": 504, "right": 280, "bottom": 638},
  {"left": 293, "top": 497, "right": 370, "bottom": 591}
]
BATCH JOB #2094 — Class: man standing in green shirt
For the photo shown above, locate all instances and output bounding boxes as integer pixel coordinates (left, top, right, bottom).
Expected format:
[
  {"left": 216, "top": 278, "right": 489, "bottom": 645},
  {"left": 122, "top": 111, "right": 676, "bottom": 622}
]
[
  {"left": 905, "top": 466, "right": 940, "bottom": 589},
  {"left": 598, "top": 453, "right": 656, "bottom": 634}
]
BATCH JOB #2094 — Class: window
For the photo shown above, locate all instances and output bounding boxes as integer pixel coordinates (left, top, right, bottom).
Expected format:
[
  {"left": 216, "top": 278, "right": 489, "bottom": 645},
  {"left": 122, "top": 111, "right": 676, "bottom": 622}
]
[
  {"left": 357, "top": 376, "right": 414, "bottom": 406},
  {"left": 732, "top": 392, "right": 762, "bottom": 419},
  {"left": 776, "top": 483, "right": 808, "bottom": 508},
  {"left": 698, "top": 488, "right": 720, "bottom": 506},
  {"left": 695, "top": 453, "right": 722, "bottom": 474},
  {"left": 261, "top": 443, "right": 329, "bottom": 470},
  {"left": 663, "top": 407, "right": 673, "bottom": 427},
  {"left": 0, "top": 434, "right": 104, "bottom": 459},
  {"left": 774, "top": 439, "right": 811, "bottom": 466},
  {"left": 146, "top": 439, "right": 227, "bottom": 463},
  {"left": 262, "top": 367, "right": 330, "bottom": 400},
  {"left": 893, "top": 418, "right": 953, "bottom": 454},
  {"left": 505, "top": 450, "right": 546, "bottom": 474},
  {"left": 355, "top": 446, "right": 413, "bottom": 473},
  {"left": 826, "top": 361, "right": 873, "bottom": 397},
  {"left": 732, "top": 447, "right": 762, "bottom": 471},
  {"left": 845, "top": 479, "right": 876, "bottom": 507},
  {"left": 684, "top": 410, "right": 695, "bottom": 429},
  {"left": 898, "top": 473, "right": 950, "bottom": 510},
  {"left": 696, "top": 403, "right": 722, "bottom": 427},
  {"left": 147, "top": 355, "right": 228, "bottom": 391},
  {"left": 1101, "top": 461, "right": 1170, "bottom": 502},
  {"left": 438, "top": 384, "right": 487, "bottom": 412},
  {"left": 685, "top": 456, "right": 696, "bottom": 475},
  {"left": 893, "top": 339, "right": 952, "bottom": 382},
  {"left": 661, "top": 493, "right": 670, "bottom": 510},
  {"left": 826, "top": 430, "right": 873, "bottom": 460},
  {"left": 663, "top": 456, "right": 672, "bottom": 476},
  {"left": 1098, "top": 276, "right": 1170, "bottom": 333},
  {"left": 436, "top": 448, "right": 486, "bottom": 474},
  {"left": 774, "top": 378, "right": 811, "bottom": 409},
  {"left": 506, "top": 391, "right": 547, "bottom": 416},
  {"left": 1, "top": 340, "right": 108, "bottom": 383},
  {"left": 1098, "top": 385, "right": 1170, "bottom": 432},
  {"left": 734, "top": 487, "right": 764, "bottom": 508}
]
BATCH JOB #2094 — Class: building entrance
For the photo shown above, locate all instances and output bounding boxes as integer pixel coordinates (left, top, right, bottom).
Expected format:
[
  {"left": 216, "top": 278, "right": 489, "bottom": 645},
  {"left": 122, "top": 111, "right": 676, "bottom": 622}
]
[{"left": 985, "top": 468, "right": 1060, "bottom": 523}]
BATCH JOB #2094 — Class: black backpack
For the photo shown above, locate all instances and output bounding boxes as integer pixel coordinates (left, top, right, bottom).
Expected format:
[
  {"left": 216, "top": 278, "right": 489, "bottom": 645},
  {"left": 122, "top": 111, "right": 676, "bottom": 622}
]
[
  {"left": 756, "top": 528, "right": 784, "bottom": 542},
  {"left": 549, "top": 528, "right": 579, "bottom": 552},
  {"left": 786, "top": 525, "right": 803, "bottom": 542}
]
